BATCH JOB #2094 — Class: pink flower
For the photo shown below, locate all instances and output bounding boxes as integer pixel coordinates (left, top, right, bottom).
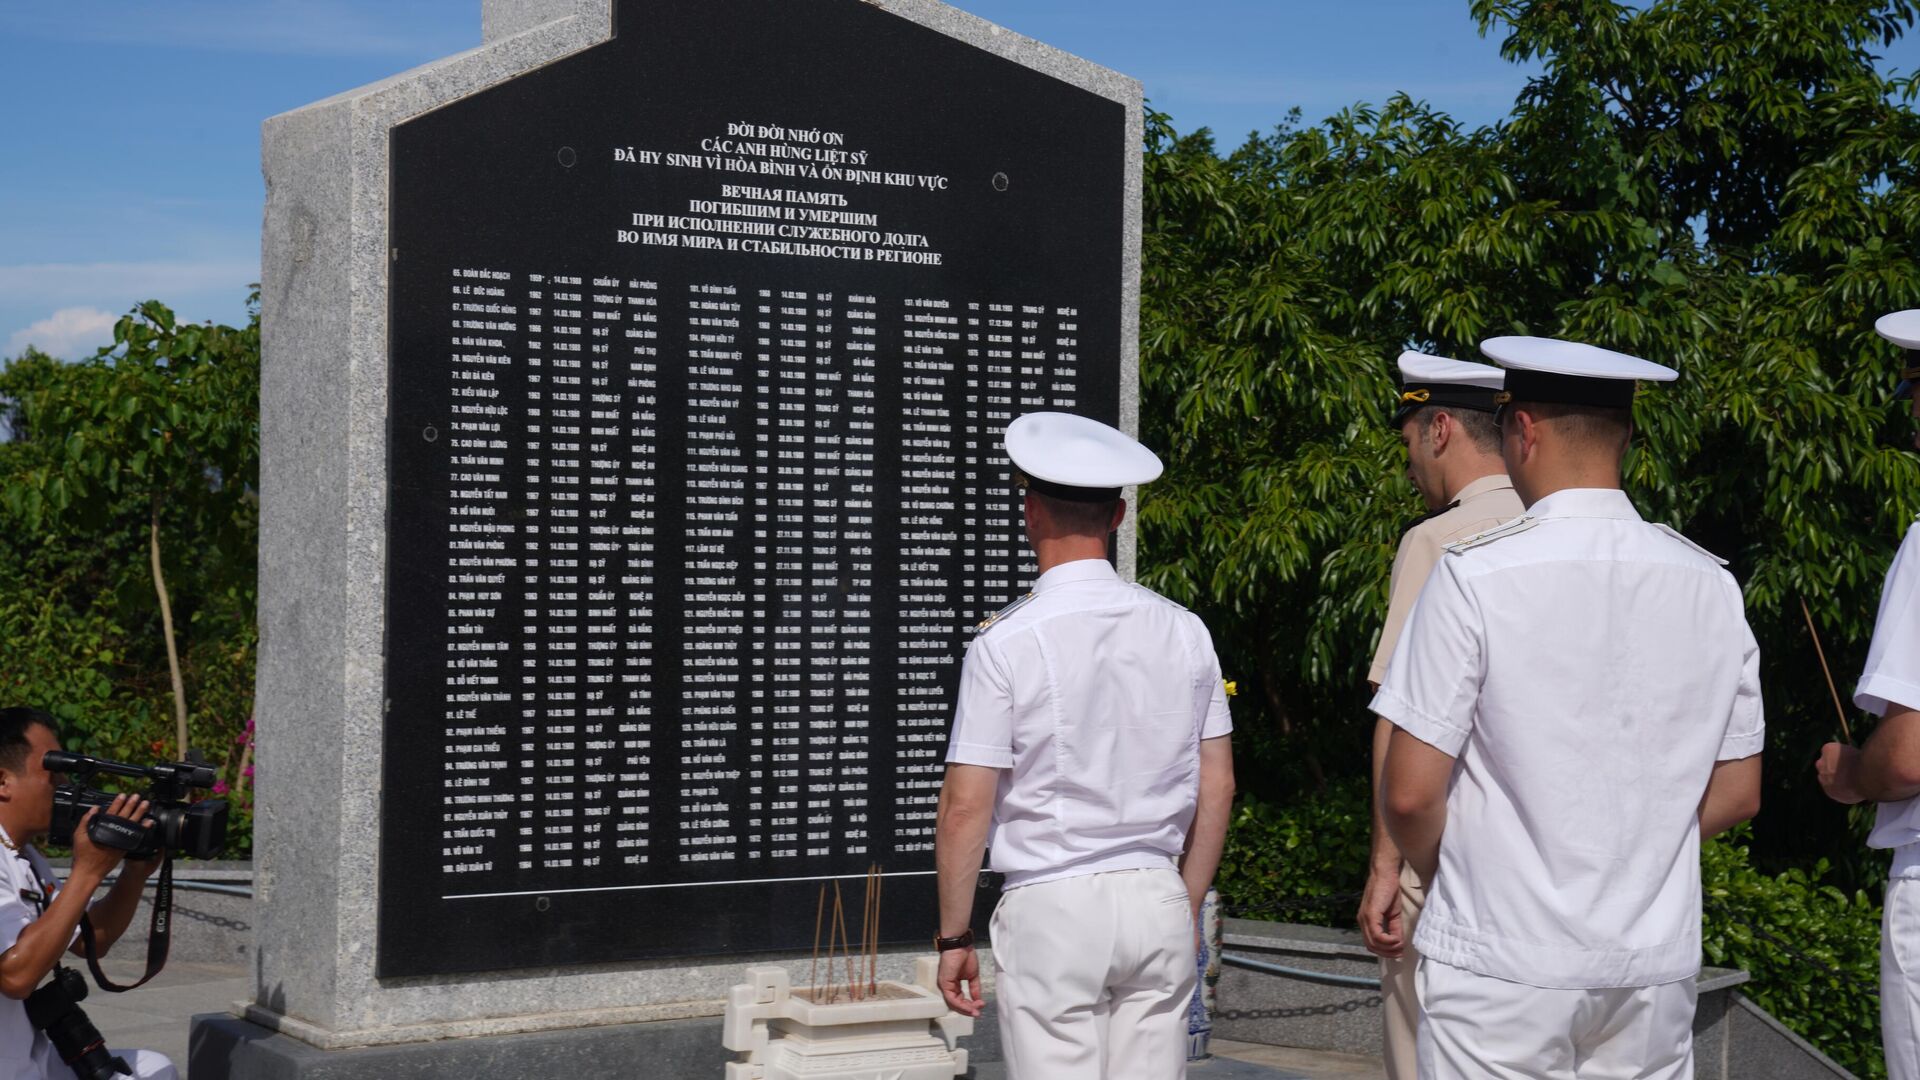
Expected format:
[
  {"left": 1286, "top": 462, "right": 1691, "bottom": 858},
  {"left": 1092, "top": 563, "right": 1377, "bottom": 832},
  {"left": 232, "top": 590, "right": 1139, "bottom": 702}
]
[
  {"left": 242, "top": 765, "right": 254, "bottom": 778},
  {"left": 212, "top": 780, "right": 230, "bottom": 795}
]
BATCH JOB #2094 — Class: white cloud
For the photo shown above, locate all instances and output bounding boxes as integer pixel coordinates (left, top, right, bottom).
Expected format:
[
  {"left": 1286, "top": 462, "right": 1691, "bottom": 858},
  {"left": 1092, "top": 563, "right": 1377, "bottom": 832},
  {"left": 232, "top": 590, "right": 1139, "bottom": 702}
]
[
  {"left": 0, "top": 259, "right": 259, "bottom": 309},
  {"left": 6, "top": 308, "right": 120, "bottom": 361}
]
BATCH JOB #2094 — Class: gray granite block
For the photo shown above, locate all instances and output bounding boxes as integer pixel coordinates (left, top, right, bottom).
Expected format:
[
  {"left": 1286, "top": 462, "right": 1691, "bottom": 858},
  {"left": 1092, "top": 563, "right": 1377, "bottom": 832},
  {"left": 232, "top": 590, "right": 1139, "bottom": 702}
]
[
  {"left": 190, "top": 1011, "right": 727, "bottom": 1079},
  {"left": 1691, "top": 983, "right": 1729, "bottom": 1079},
  {"left": 1726, "top": 994, "right": 1859, "bottom": 1079},
  {"left": 259, "top": 0, "right": 1142, "bottom": 1046},
  {"left": 482, "top": 0, "right": 608, "bottom": 43},
  {"left": 195, "top": 996, "right": 1005, "bottom": 1076}
]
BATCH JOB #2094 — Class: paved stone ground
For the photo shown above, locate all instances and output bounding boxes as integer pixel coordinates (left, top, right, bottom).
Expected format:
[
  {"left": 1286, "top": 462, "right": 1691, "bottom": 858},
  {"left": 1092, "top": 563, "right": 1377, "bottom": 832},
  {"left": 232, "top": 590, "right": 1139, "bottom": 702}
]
[
  {"left": 75, "top": 959, "right": 249, "bottom": 1076},
  {"left": 1208, "top": 1040, "right": 1389, "bottom": 1078},
  {"left": 969, "top": 1042, "right": 1385, "bottom": 1079},
  {"left": 970, "top": 1042, "right": 1386, "bottom": 1079},
  {"left": 72, "top": 961, "right": 1389, "bottom": 1079}
]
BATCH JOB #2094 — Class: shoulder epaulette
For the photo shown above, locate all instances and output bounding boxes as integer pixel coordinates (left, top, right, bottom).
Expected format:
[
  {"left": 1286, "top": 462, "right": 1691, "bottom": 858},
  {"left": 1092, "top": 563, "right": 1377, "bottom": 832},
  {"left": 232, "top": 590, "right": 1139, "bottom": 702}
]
[
  {"left": 1443, "top": 515, "right": 1537, "bottom": 555},
  {"left": 1129, "top": 581, "right": 1189, "bottom": 611},
  {"left": 1651, "top": 523, "right": 1728, "bottom": 566},
  {"left": 975, "top": 592, "right": 1036, "bottom": 634}
]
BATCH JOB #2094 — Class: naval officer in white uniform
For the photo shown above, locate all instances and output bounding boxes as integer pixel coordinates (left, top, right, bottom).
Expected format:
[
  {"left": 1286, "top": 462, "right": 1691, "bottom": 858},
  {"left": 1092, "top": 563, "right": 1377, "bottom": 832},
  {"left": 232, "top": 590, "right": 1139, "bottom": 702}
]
[
  {"left": 1816, "top": 309, "right": 1920, "bottom": 1080},
  {"left": 1373, "top": 338, "right": 1765, "bottom": 1079},
  {"left": 1367, "top": 349, "right": 1528, "bottom": 1068},
  {"left": 1361, "top": 352, "right": 1526, "bottom": 1080},
  {"left": 933, "top": 412, "right": 1236, "bottom": 1080}
]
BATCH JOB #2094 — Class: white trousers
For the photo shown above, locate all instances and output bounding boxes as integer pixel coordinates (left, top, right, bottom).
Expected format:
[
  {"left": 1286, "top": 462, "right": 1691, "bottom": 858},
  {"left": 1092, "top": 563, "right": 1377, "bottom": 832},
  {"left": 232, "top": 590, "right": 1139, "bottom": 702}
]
[
  {"left": 1417, "top": 959, "right": 1695, "bottom": 1080},
  {"left": 990, "top": 867, "right": 1196, "bottom": 1080},
  {"left": 1885, "top": 877, "right": 1920, "bottom": 1080}
]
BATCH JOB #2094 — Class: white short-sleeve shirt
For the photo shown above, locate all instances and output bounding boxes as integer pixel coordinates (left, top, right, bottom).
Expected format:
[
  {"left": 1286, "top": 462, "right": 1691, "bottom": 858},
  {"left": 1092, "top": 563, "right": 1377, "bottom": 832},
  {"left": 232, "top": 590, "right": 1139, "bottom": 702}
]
[
  {"left": 945, "top": 558, "right": 1232, "bottom": 889},
  {"left": 1855, "top": 519, "right": 1920, "bottom": 861},
  {"left": 1370, "top": 488, "right": 1764, "bottom": 989},
  {"left": 1, "top": 824, "right": 72, "bottom": 1080}
]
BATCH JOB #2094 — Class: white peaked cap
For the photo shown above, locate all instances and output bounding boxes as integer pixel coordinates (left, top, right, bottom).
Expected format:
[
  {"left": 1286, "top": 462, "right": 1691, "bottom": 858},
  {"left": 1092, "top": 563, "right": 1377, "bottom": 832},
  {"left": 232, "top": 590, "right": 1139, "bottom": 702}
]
[
  {"left": 1397, "top": 351, "right": 1506, "bottom": 389},
  {"left": 1479, "top": 336, "right": 1676, "bottom": 410},
  {"left": 1480, "top": 337, "right": 1678, "bottom": 382},
  {"left": 1874, "top": 309, "right": 1920, "bottom": 349},
  {"left": 1875, "top": 311, "right": 1920, "bottom": 400},
  {"left": 1004, "top": 411, "right": 1163, "bottom": 495}
]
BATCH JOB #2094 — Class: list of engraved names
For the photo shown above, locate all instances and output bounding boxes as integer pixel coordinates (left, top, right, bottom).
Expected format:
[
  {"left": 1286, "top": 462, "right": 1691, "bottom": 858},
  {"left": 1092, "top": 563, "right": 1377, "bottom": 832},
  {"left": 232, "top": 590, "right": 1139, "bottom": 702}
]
[{"left": 435, "top": 266, "right": 1086, "bottom": 896}]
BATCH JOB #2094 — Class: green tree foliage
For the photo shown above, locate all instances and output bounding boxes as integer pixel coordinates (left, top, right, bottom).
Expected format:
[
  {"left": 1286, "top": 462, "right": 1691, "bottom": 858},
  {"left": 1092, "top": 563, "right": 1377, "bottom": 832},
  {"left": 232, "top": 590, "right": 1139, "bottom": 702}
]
[
  {"left": 0, "top": 298, "right": 259, "bottom": 848},
  {"left": 1141, "top": 0, "right": 1920, "bottom": 1067},
  {"left": 1140, "top": 0, "right": 1920, "bottom": 859}
]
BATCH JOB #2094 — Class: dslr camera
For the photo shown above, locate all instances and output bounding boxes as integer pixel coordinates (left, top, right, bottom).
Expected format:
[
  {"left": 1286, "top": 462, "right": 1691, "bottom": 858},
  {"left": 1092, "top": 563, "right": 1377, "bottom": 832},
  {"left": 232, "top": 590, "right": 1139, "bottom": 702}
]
[
  {"left": 25, "top": 966, "right": 130, "bottom": 1079},
  {"left": 42, "top": 751, "right": 228, "bottom": 860}
]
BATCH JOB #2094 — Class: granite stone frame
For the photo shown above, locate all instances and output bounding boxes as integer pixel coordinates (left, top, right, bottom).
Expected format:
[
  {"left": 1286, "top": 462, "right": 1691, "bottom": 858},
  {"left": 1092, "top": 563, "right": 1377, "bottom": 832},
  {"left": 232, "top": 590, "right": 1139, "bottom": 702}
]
[{"left": 254, "top": 0, "right": 1142, "bottom": 1048}]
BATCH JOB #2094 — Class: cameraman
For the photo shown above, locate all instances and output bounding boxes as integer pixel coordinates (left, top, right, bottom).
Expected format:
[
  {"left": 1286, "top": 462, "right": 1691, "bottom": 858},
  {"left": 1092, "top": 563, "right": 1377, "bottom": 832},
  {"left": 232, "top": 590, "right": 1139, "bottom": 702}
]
[{"left": 0, "top": 707, "right": 176, "bottom": 1080}]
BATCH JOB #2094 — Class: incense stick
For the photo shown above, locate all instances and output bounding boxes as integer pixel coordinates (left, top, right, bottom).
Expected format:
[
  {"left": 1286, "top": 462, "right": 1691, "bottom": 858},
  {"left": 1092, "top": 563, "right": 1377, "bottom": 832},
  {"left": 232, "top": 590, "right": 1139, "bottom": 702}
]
[
  {"left": 869, "top": 865, "right": 882, "bottom": 995},
  {"left": 1800, "top": 595, "right": 1855, "bottom": 745},
  {"left": 864, "top": 860, "right": 879, "bottom": 999},
  {"left": 810, "top": 884, "right": 826, "bottom": 1003},
  {"left": 832, "top": 880, "right": 854, "bottom": 1002}
]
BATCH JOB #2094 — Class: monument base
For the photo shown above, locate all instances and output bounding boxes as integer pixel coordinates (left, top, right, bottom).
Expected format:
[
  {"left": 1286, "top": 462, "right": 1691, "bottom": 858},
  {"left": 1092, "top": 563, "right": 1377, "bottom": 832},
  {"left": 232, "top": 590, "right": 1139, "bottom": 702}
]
[
  {"left": 190, "top": 1003, "right": 1004, "bottom": 1079},
  {"left": 188, "top": 1012, "right": 728, "bottom": 1079}
]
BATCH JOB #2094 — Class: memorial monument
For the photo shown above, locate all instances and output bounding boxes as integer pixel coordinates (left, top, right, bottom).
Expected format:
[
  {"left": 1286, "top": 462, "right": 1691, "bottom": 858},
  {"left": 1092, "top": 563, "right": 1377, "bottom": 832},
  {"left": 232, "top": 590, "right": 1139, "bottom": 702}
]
[{"left": 191, "top": 0, "right": 1141, "bottom": 1074}]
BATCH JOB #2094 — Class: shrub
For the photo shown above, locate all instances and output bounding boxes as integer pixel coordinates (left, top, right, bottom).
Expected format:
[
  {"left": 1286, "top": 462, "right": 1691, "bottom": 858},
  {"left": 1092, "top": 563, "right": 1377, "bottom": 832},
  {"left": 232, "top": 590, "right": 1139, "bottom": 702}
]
[
  {"left": 1214, "top": 781, "right": 1371, "bottom": 927},
  {"left": 1703, "top": 828, "right": 1885, "bottom": 1078}
]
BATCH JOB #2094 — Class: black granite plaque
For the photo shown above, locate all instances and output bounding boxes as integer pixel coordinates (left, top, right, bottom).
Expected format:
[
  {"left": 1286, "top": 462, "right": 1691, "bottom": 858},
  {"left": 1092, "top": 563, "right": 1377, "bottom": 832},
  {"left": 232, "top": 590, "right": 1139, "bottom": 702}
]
[{"left": 379, "top": 0, "right": 1125, "bottom": 977}]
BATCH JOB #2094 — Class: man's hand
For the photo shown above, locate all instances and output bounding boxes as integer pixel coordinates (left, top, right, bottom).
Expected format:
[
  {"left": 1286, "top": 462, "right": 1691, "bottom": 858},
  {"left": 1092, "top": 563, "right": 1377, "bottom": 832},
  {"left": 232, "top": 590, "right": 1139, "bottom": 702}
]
[
  {"left": 0, "top": 793, "right": 150, "bottom": 999},
  {"left": 936, "top": 946, "right": 983, "bottom": 1017},
  {"left": 1817, "top": 742, "right": 1866, "bottom": 805},
  {"left": 65, "top": 795, "right": 159, "bottom": 960},
  {"left": 69, "top": 794, "right": 152, "bottom": 884},
  {"left": 1356, "top": 864, "right": 1406, "bottom": 959}
]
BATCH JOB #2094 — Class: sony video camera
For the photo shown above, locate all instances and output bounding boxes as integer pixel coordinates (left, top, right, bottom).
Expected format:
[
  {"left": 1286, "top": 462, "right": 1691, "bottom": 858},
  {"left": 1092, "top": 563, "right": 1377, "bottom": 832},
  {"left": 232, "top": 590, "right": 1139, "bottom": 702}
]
[{"left": 42, "top": 751, "right": 228, "bottom": 860}]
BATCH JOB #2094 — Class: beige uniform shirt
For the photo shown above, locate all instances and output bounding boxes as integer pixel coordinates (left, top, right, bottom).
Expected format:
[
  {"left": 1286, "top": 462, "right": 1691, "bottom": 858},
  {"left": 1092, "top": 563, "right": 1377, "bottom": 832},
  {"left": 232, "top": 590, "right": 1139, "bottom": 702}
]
[{"left": 1367, "top": 474, "right": 1526, "bottom": 686}]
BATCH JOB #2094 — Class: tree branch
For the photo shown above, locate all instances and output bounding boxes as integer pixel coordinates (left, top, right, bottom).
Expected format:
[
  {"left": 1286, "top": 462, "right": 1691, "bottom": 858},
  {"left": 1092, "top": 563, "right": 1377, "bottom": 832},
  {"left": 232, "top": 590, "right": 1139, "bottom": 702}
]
[{"left": 150, "top": 500, "right": 189, "bottom": 759}]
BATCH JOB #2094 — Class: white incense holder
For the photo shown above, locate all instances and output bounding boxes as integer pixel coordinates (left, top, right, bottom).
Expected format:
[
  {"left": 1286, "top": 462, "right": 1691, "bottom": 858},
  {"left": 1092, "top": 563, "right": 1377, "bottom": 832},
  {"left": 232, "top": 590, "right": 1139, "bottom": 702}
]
[{"left": 722, "top": 957, "right": 972, "bottom": 1079}]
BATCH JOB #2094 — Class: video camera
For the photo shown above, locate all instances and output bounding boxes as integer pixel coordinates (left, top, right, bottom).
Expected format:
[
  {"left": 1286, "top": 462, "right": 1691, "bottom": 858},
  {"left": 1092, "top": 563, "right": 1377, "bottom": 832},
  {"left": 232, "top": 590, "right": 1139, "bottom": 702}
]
[
  {"left": 41, "top": 751, "right": 228, "bottom": 860},
  {"left": 22, "top": 751, "right": 228, "bottom": 1074}
]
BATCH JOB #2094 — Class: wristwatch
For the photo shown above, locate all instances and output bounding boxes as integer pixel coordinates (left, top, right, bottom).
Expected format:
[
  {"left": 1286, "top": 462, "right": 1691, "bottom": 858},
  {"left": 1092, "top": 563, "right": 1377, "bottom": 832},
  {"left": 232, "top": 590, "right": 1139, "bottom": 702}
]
[{"left": 934, "top": 928, "right": 974, "bottom": 952}]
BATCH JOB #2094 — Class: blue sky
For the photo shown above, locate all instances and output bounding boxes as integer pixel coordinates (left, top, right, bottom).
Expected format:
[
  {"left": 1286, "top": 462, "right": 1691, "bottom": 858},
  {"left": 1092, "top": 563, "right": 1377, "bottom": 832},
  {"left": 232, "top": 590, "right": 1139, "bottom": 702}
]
[{"left": 3, "top": 1, "right": 1918, "bottom": 360}]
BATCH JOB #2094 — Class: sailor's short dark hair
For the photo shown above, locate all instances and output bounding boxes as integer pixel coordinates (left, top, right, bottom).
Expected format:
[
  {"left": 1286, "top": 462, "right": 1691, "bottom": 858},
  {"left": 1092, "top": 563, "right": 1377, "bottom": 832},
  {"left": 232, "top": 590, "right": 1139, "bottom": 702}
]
[{"left": 0, "top": 707, "right": 58, "bottom": 774}]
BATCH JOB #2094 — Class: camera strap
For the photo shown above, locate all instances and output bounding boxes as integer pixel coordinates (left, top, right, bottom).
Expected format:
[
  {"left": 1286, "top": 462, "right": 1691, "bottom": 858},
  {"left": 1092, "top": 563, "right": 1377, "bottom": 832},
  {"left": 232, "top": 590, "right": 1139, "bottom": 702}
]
[{"left": 77, "top": 848, "right": 173, "bottom": 994}]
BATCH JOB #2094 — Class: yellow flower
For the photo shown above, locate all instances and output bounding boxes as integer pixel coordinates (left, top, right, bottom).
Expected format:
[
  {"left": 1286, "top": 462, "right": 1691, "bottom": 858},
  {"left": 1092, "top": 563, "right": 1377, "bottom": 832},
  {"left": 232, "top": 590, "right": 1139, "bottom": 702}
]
[{"left": 1223, "top": 680, "right": 1238, "bottom": 698}]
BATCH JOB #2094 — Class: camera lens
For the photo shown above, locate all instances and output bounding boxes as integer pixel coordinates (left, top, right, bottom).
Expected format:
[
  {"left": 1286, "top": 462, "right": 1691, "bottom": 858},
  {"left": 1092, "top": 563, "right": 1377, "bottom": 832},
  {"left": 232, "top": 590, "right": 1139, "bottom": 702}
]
[{"left": 25, "top": 969, "right": 129, "bottom": 1080}]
